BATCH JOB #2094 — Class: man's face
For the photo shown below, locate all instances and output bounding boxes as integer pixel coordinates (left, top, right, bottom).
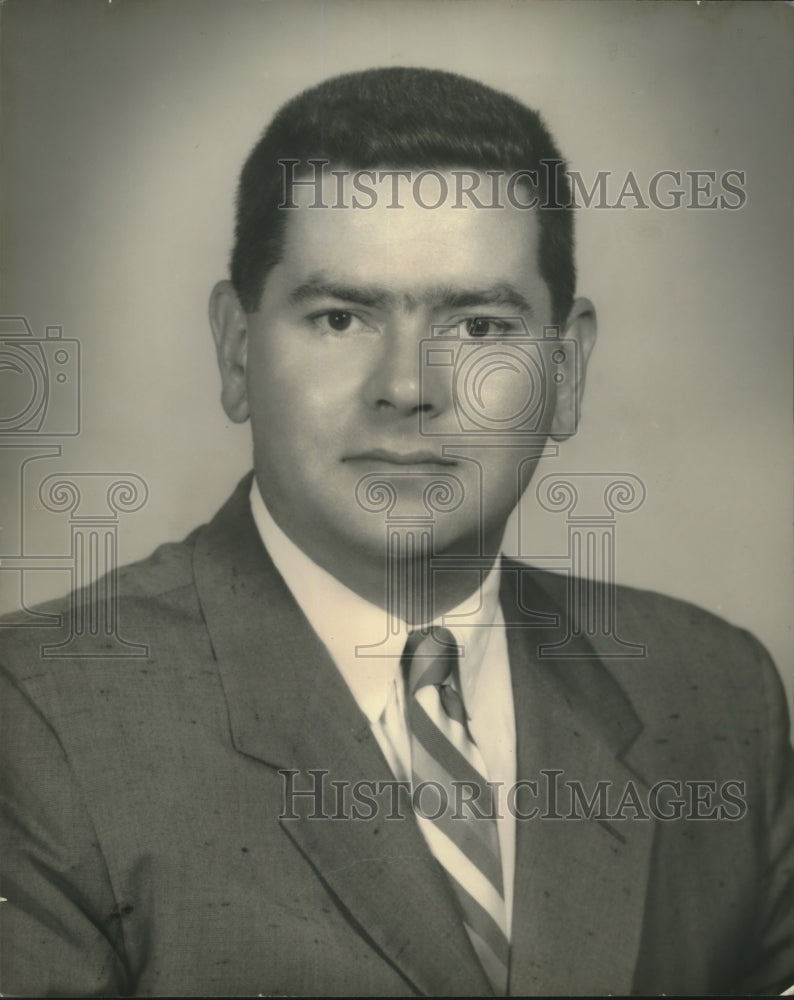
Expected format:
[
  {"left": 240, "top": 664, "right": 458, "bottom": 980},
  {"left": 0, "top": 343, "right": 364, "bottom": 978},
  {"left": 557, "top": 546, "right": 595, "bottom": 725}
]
[{"left": 212, "top": 171, "right": 594, "bottom": 577}]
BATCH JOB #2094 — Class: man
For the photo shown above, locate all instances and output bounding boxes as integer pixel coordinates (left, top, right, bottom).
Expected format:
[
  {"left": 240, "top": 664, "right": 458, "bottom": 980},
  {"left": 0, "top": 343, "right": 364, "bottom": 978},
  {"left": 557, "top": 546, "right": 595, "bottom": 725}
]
[{"left": 1, "top": 67, "right": 792, "bottom": 996}]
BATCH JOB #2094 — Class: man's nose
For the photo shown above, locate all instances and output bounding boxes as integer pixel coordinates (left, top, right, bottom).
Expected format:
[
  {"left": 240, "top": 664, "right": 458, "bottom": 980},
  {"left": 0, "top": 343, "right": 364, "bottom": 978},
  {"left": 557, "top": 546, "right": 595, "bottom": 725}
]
[{"left": 361, "top": 321, "right": 449, "bottom": 418}]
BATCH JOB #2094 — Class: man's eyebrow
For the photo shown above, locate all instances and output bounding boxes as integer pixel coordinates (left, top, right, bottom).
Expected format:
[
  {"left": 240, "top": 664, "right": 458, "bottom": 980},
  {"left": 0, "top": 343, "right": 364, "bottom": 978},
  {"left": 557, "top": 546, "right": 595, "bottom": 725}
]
[
  {"left": 287, "top": 274, "right": 534, "bottom": 315},
  {"left": 288, "top": 277, "right": 393, "bottom": 309},
  {"left": 434, "top": 284, "right": 534, "bottom": 316}
]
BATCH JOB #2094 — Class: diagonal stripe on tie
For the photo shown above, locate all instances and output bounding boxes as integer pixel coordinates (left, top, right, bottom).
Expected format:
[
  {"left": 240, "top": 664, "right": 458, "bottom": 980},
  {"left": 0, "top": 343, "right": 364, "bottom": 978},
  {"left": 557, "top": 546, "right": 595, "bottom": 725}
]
[
  {"left": 411, "top": 700, "right": 491, "bottom": 796},
  {"left": 465, "top": 923, "right": 510, "bottom": 996},
  {"left": 403, "top": 626, "right": 510, "bottom": 995},
  {"left": 410, "top": 736, "right": 504, "bottom": 893},
  {"left": 417, "top": 816, "right": 506, "bottom": 919},
  {"left": 410, "top": 700, "right": 500, "bottom": 817},
  {"left": 453, "top": 881, "right": 511, "bottom": 970}
]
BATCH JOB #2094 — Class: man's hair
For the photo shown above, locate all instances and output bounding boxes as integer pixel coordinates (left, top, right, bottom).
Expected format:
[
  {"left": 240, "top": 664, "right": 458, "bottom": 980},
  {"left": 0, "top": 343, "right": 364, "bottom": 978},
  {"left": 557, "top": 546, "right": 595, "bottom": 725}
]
[{"left": 231, "top": 66, "right": 576, "bottom": 325}]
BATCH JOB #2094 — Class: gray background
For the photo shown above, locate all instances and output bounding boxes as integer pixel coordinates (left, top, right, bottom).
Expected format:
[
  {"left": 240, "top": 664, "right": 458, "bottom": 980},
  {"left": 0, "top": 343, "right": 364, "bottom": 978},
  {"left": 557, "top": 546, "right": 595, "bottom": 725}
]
[{"left": 1, "top": 0, "right": 792, "bottom": 709}]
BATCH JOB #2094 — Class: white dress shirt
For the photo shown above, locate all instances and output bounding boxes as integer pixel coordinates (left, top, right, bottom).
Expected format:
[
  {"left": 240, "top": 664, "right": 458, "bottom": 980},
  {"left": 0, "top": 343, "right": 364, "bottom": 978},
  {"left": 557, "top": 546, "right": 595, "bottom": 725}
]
[{"left": 250, "top": 480, "right": 517, "bottom": 934}]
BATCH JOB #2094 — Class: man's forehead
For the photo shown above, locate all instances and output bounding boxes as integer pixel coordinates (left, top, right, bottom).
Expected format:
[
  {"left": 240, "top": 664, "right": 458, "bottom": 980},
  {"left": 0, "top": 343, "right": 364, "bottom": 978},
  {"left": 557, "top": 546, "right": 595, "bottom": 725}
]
[
  {"left": 287, "top": 167, "right": 538, "bottom": 214},
  {"left": 281, "top": 177, "right": 541, "bottom": 267}
]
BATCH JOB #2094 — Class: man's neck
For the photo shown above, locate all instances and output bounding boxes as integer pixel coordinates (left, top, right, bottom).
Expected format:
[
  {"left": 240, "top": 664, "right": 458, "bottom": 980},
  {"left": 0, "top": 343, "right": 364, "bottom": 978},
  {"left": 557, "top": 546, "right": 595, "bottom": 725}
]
[{"left": 250, "top": 480, "right": 504, "bottom": 624}]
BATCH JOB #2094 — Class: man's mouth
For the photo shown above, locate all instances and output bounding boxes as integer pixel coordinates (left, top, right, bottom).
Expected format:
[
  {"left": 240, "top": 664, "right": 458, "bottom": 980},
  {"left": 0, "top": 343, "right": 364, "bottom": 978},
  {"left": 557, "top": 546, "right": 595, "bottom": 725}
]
[{"left": 344, "top": 449, "right": 458, "bottom": 466}]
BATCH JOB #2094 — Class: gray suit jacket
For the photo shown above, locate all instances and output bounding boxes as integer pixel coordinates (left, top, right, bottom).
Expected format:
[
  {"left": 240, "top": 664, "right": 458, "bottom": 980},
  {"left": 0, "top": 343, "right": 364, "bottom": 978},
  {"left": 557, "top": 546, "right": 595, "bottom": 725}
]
[{"left": 1, "top": 474, "right": 793, "bottom": 996}]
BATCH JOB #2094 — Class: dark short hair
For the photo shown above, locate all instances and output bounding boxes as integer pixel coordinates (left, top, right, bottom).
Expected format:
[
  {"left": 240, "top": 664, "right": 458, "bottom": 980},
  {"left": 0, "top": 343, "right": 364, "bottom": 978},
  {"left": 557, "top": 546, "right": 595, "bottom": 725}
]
[{"left": 231, "top": 67, "right": 575, "bottom": 324}]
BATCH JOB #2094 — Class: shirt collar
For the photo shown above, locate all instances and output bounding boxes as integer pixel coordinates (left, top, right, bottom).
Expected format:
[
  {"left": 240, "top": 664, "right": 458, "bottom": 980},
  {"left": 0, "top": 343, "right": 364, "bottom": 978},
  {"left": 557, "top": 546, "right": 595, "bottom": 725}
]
[{"left": 249, "top": 478, "right": 503, "bottom": 724}]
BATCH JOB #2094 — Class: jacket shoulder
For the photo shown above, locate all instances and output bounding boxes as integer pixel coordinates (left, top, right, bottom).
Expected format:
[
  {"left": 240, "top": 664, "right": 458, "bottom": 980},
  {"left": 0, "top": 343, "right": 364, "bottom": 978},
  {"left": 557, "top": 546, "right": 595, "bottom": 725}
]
[
  {"left": 507, "top": 559, "right": 770, "bottom": 651},
  {"left": 0, "top": 527, "right": 204, "bottom": 676},
  {"left": 504, "top": 559, "right": 786, "bottom": 718}
]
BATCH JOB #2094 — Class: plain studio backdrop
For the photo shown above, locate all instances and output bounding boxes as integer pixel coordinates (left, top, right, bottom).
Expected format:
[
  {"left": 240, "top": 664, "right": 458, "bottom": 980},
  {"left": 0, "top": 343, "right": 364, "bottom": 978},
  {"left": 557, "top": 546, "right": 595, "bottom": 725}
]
[{"left": 1, "top": 1, "right": 792, "bottom": 713}]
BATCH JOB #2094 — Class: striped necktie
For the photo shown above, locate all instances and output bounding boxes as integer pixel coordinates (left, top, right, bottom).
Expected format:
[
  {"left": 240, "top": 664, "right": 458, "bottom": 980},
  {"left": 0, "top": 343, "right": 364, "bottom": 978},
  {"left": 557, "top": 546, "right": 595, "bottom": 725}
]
[{"left": 402, "top": 626, "right": 510, "bottom": 995}]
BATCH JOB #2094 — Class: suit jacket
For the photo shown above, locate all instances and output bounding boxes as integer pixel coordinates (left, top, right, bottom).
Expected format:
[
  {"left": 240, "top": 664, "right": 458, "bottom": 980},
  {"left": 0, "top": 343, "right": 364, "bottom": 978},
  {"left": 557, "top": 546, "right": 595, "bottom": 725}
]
[{"left": 1, "top": 474, "right": 793, "bottom": 997}]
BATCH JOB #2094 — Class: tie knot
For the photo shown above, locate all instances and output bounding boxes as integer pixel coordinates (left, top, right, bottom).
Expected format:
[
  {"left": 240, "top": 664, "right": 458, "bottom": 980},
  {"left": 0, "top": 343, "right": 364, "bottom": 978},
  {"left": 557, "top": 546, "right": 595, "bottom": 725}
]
[{"left": 402, "top": 626, "right": 461, "bottom": 696}]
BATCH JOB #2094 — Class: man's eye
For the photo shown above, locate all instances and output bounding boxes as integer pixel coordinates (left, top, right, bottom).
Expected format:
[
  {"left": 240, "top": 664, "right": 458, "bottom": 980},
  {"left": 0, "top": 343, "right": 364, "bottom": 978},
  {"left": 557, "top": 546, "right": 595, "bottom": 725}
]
[
  {"left": 326, "top": 310, "right": 353, "bottom": 332},
  {"left": 465, "top": 317, "right": 508, "bottom": 338},
  {"left": 311, "top": 311, "right": 367, "bottom": 334}
]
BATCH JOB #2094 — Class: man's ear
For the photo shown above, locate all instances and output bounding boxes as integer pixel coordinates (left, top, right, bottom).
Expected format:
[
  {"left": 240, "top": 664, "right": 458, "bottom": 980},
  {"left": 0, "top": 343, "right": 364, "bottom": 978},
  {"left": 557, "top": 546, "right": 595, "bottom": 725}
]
[
  {"left": 549, "top": 296, "right": 597, "bottom": 441},
  {"left": 209, "top": 280, "right": 250, "bottom": 424}
]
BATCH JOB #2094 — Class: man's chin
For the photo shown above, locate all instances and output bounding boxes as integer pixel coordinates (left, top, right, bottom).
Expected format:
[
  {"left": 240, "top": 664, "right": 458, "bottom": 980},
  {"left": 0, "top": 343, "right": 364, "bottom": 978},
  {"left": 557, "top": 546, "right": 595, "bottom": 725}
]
[{"left": 337, "top": 512, "right": 500, "bottom": 565}]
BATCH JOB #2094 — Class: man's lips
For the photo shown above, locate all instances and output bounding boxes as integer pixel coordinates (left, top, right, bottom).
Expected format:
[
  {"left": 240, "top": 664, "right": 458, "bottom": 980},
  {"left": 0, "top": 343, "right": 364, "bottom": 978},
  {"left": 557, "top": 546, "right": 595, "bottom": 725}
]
[{"left": 343, "top": 448, "right": 457, "bottom": 466}]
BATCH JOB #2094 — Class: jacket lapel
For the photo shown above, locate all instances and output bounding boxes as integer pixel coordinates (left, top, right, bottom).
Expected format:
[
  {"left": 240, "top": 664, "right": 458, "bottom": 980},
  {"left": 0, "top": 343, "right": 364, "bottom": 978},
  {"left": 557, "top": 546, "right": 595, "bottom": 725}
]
[
  {"left": 501, "top": 563, "right": 656, "bottom": 996},
  {"left": 193, "top": 477, "right": 491, "bottom": 996}
]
